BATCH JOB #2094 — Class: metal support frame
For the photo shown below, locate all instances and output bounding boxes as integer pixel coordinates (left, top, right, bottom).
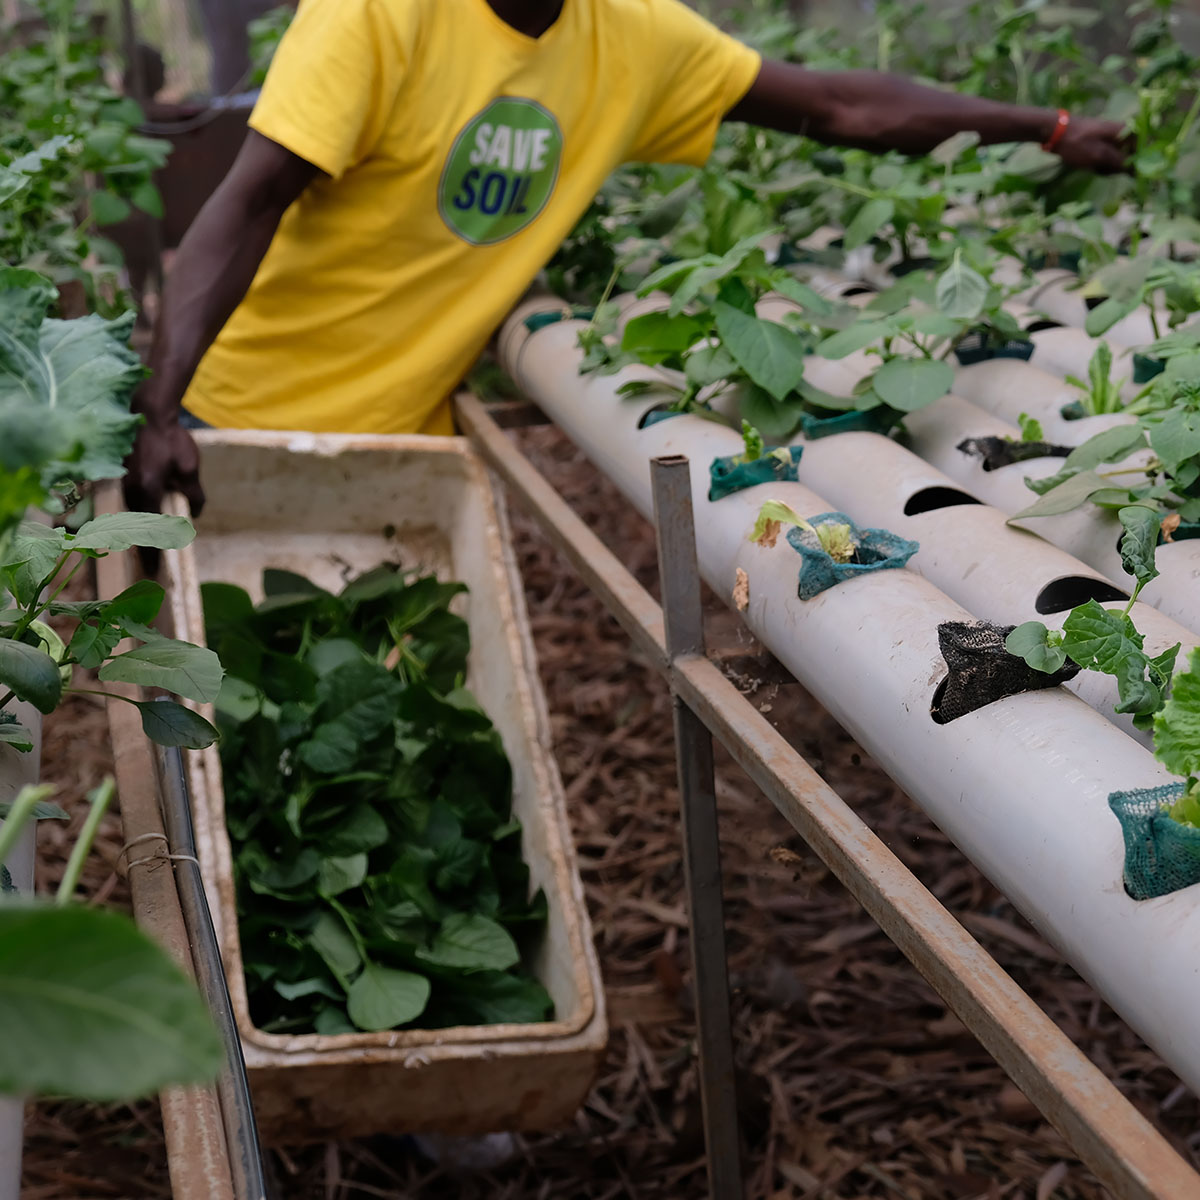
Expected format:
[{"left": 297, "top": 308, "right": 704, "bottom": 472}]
[
  {"left": 455, "top": 391, "right": 1200, "bottom": 1200},
  {"left": 651, "top": 457, "right": 743, "bottom": 1200}
]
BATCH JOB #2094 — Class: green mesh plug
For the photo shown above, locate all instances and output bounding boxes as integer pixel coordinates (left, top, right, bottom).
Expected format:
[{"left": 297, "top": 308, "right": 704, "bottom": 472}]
[
  {"left": 708, "top": 447, "right": 802, "bottom": 501},
  {"left": 1108, "top": 783, "right": 1200, "bottom": 901}
]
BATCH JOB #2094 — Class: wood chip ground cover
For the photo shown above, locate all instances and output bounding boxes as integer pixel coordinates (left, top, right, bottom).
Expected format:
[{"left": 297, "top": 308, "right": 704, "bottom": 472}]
[{"left": 19, "top": 435, "right": 1200, "bottom": 1197}]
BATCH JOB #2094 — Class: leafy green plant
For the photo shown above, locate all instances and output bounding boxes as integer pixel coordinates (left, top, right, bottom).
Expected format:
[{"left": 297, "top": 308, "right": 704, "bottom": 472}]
[
  {"left": 1006, "top": 504, "right": 1179, "bottom": 726},
  {"left": 1158, "top": 647, "right": 1200, "bottom": 825},
  {"left": 1019, "top": 412, "right": 1046, "bottom": 442},
  {"left": 0, "top": 1, "right": 170, "bottom": 302},
  {"left": 1065, "top": 342, "right": 1129, "bottom": 415},
  {"left": 0, "top": 779, "right": 222, "bottom": 1100},
  {"left": 204, "top": 567, "right": 553, "bottom": 1036}
]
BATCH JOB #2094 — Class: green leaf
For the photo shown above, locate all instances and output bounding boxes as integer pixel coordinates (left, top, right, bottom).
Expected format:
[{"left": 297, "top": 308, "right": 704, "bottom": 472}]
[
  {"left": 870, "top": 358, "right": 954, "bottom": 413},
  {"left": 713, "top": 302, "right": 809, "bottom": 403},
  {"left": 90, "top": 190, "right": 131, "bottom": 226},
  {"left": 69, "top": 622, "right": 120, "bottom": 671},
  {"left": 1011, "top": 470, "right": 1109, "bottom": 520},
  {"left": 931, "top": 130, "right": 981, "bottom": 166},
  {"left": 346, "top": 964, "right": 430, "bottom": 1032},
  {"left": 417, "top": 913, "right": 520, "bottom": 973},
  {"left": 1085, "top": 294, "right": 1141, "bottom": 337},
  {"left": 683, "top": 343, "right": 737, "bottom": 388},
  {"left": 1155, "top": 647, "right": 1200, "bottom": 778},
  {"left": 318, "top": 854, "right": 368, "bottom": 897},
  {"left": 99, "top": 639, "right": 224, "bottom": 703},
  {"left": 1066, "top": 425, "right": 1149, "bottom": 472},
  {"left": 325, "top": 804, "right": 390, "bottom": 855},
  {"left": 620, "top": 312, "right": 705, "bottom": 363},
  {"left": 1005, "top": 622, "right": 1067, "bottom": 673},
  {"left": 130, "top": 179, "right": 163, "bottom": 219},
  {"left": 0, "top": 786, "right": 66, "bottom": 819},
  {"left": 136, "top": 700, "right": 219, "bottom": 749},
  {"left": 434, "top": 971, "right": 554, "bottom": 1026},
  {"left": 0, "top": 639, "right": 62, "bottom": 713},
  {"left": 1061, "top": 600, "right": 1161, "bottom": 718},
  {"left": 936, "top": 254, "right": 989, "bottom": 320},
  {"left": 1117, "top": 505, "right": 1161, "bottom": 588},
  {"left": 0, "top": 287, "right": 142, "bottom": 489},
  {"left": 815, "top": 319, "right": 894, "bottom": 360},
  {"left": 0, "top": 721, "right": 35, "bottom": 752},
  {"left": 103, "top": 580, "right": 166, "bottom": 626},
  {"left": 70, "top": 513, "right": 194, "bottom": 553},
  {"left": 308, "top": 912, "right": 361, "bottom": 987},
  {"left": 738, "top": 383, "right": 801, "bottom": 440},
  {"left": 842, "top": 198, "right": 894, "bottom": 251},
  {"left": 0, "top": 903, "right": 221, "bottom": 1100}
]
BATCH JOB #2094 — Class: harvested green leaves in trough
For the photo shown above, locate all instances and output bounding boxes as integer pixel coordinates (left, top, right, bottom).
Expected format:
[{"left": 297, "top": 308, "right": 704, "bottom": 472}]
[{"left": 203, "top": 565, "right": 553, "bottom": 1036}]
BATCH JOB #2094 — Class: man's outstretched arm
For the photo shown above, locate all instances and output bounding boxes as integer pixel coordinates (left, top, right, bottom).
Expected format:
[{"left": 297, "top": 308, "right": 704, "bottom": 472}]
[
  {"left": 124, "top": 130, "right": 321, "bottom": 516},
  {"left": 726, "top": 60, "right": 1127, "bottom": 173}
]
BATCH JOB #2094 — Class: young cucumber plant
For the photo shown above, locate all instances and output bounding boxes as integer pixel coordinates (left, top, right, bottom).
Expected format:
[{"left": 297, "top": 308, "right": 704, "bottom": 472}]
[
  {"left": 0, "top": 779, "right": 222, "bottom": 1101},
  {"left": 1007, "top": 504, "right": 1179, "bottom": 728},
  {"left": 750, "top": 500, "right": 858, "bottom": 563}
]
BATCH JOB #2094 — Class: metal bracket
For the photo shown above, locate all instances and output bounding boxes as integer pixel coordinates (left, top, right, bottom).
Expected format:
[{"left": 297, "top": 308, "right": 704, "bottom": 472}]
[{"left": 650, "top": 455, "right": 744, "bottom": 1200}]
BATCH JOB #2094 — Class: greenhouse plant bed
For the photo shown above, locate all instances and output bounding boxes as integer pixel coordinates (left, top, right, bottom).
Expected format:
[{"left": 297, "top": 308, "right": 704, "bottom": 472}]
[{"left": 163, "top": 430, "right": 605, "bottom": 1143}]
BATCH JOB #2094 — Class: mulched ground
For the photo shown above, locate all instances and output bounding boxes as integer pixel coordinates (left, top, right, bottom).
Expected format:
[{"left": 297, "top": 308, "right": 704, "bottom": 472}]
[{"left": 19, "top": 424, "right": 1200, "bottom": 1199}]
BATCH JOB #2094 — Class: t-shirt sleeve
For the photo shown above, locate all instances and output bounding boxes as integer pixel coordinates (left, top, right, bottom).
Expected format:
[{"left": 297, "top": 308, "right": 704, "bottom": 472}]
[
  {"left": 625, "top": 0, "right": 762, "bottom": 167},
  {"left": 248, "top": 0, "right": 406, "bottom": 180}
]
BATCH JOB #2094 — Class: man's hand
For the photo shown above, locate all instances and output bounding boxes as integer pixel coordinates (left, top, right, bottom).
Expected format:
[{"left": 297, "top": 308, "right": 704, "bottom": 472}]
[
  {"left": 123, "top": 414, "right": 206, "bottom": 517},
  {"left": 1054, "top": 117, "right": 1131, "bottom": 175}
]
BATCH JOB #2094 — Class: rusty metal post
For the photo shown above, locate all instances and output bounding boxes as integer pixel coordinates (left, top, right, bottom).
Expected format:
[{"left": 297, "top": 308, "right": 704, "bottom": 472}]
[{"left": 650, "top": 455, "right": 743, "bottom": 1200}]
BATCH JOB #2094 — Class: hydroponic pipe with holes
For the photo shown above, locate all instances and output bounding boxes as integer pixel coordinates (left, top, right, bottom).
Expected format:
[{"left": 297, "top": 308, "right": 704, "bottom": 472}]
[{"left": 500, "top": 299, "right": 1200, "bottom": 1098}]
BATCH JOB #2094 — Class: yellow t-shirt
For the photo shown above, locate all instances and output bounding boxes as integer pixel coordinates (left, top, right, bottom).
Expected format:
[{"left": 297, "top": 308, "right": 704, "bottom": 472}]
[{"left": 183, "top": 0, "right": 761, "bottom": 435}]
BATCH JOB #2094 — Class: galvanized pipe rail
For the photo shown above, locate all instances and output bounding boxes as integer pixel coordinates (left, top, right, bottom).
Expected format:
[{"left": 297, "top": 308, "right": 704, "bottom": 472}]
[{"left": 456, "top": 391, "right": 1200, "bottom": 1200}]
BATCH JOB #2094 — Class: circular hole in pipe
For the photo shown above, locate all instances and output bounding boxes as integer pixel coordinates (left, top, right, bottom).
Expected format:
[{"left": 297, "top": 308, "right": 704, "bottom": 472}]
[
  {"left": 1024, "top": 318, "right": 1063, "bottom": 332},
  {"left": 843, "top": 286, "right": 876, "bottom": 297},
  {"left": 903, "top": 487, "right": 983, "bottom": 516},
  {"left": 930, "top": 675, "right": 952, "bottom": 726},
  {"left": 1035, "top": 575, "right": 1129, "bottom": 615}
]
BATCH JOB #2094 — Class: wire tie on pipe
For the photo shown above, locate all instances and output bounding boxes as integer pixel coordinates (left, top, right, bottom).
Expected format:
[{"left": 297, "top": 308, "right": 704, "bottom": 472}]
[{"left": 118, "top": 832, "right": 200, "bottom": 876}]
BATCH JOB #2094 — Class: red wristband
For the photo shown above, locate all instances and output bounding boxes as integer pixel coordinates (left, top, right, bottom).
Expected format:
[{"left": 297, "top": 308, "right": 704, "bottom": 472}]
[{"left": 1042, "top": 109, "right": 1070, "bottom": 153}]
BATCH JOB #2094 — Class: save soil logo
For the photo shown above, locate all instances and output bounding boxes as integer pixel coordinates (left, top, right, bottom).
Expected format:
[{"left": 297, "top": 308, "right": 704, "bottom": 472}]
[{"left": 438, "top": 97, "right": 563, "bottom": 245}]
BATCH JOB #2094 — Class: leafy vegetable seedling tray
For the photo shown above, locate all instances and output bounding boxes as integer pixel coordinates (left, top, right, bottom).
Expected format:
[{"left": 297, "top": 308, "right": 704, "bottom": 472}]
[{"left": 163, "top": 431, "right": 605, "bottom": 1143}]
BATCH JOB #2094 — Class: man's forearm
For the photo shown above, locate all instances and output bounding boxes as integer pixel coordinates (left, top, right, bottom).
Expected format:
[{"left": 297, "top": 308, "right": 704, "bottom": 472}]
[
  {"left": 728, "top": 62, "right": 1058, "bottom": 155},
  {"left": 138, "top": 194, "right": 282, "bottom": 427},
  {"left": 807, "top": 71, "right": 1056, "bottom": 154}
]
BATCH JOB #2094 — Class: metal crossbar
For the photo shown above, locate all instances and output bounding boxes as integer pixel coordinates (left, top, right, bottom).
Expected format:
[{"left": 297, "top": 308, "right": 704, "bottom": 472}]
[{"left": 455, "top": 391, "right": 1200, "bottom": 1200}]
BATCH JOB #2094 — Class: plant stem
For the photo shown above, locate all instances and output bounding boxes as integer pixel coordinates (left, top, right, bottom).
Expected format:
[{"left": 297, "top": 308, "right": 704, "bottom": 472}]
[
  {"left": 0, "top": 784, "right": 56, "bottom": 869},
  {"left": 56, "top": 776, "right": 115, "bottom": 904},
  {"left": 0, "top": 691, "right": 14, "bottom": 713},
  {"left": 1123, "top": 579, "right": 1147, "bottom": 617},
  {"left": 16, "top": 553, "right": 86, "bottom": 636}
]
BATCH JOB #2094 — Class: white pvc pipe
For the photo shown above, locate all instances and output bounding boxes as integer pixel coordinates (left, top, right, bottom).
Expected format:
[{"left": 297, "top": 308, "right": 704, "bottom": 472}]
[
  {"left": 1018, "top": 270, "right": 1162, "bottom": 347},
  {"left": 501, "top": 311, "right": 1200, "bottom": 1098},
  {"left": 950, "top": 358, "right": 1143, "bottom": 447},
  {"left": 0, "top": 701, "right": 42, "bottom": 1200},
  {"left": 787, "top": 430, "right": 1198, "bottom": 742}
]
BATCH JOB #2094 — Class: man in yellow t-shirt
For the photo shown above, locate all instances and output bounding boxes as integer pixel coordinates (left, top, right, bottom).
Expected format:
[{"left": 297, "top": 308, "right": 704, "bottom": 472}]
[{"left": 126, "top": 0, "right": 1127, "bottom": 514}]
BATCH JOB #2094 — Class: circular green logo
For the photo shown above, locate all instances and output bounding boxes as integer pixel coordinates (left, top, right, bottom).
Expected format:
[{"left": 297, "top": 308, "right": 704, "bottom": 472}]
[{"left": 438, "top": 97, "right": 563, "bottom": 245}]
